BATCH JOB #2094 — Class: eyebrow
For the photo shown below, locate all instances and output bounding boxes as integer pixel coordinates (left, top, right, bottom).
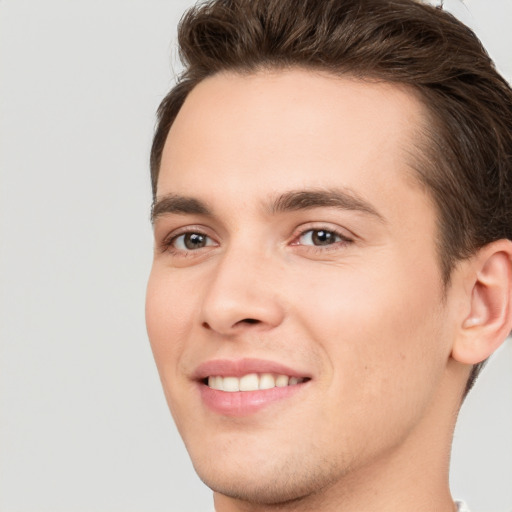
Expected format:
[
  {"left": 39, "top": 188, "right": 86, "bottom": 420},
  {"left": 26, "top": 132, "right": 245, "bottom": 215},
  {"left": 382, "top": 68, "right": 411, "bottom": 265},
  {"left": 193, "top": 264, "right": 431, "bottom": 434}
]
[
  {"left": 267, "top": 188, "right": 385, "bottom": 222},
  {"left": 151, "top": 188, "right": 385, "bottom": 223},
  {"left": 151, "top": 194, "right": 211, "bottom": 222}
]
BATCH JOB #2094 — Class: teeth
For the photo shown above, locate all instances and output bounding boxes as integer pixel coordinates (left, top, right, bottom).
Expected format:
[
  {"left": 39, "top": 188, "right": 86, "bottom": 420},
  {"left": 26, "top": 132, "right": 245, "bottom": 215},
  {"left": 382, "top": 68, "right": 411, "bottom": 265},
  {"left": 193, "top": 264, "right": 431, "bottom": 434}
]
[
  {"left": 259, "top": 373, "right": 275, "bottom": 390},
  {"left": 208, "top": 376, "right": 223, "bottom": 390},
  {"left": 207, "top": 374, "right": 305, "bottom": 392},
  {"left": 223, "top": 376, "right": 239, "bottom": 392},
  {"left": 275, "top": 375, "right": 289, "bottom": 387},
  {"left": 214, "top": 375, "right": 223, "bottom": 390},
  {"left": 239, "top": 373, "right": 259, "bottom": 391},
  {"left": 208, "top": 376, "right": 222, "bottom": 391}
]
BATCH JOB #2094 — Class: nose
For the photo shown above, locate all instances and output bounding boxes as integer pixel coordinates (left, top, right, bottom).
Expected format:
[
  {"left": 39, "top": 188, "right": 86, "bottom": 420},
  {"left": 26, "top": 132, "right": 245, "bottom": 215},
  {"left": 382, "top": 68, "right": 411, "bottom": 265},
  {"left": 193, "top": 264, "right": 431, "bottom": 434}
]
[{"left": 199, "top": 245, "right": 285, "bottom": 336}]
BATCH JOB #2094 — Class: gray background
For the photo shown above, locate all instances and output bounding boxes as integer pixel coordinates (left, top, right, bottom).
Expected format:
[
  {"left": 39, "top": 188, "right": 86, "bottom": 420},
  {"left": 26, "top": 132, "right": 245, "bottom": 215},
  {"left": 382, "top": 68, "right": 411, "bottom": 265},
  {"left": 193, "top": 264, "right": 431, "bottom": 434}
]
[{"left": 0, "top": 1, "right": 510, "bottom": 511}]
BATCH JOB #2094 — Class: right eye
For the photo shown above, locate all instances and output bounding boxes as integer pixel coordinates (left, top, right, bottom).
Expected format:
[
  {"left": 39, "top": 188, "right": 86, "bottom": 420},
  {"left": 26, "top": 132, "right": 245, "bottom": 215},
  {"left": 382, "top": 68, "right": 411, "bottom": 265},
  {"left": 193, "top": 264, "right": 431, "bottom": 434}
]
[{"left": 170, "top": 232, "right": 216, "bottom": 252}]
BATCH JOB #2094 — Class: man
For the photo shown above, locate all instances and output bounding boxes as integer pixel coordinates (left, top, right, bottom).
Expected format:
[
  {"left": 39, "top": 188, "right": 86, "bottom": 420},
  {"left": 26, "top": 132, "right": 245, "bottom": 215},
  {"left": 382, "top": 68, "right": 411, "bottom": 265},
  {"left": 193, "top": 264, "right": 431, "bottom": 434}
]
[{"left": 145, "top": 0, "right": 512, "bottom": 510}]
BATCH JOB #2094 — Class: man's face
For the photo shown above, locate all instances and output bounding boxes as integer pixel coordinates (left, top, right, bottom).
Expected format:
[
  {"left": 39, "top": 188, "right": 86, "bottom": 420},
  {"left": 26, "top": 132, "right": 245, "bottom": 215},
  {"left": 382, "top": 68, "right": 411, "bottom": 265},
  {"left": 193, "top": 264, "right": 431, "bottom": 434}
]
[{"left": 146, "top": 70, "right": 458, "bottom": 505}]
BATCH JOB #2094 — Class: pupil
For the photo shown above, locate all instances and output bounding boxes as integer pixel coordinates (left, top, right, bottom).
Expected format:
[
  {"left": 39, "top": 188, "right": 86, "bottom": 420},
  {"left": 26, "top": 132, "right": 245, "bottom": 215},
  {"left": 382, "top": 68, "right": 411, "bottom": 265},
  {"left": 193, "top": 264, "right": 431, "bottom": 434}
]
[
  {"left": 185, "top": 233, "right": 206, "bottom": 250},
  {"left": 312, "top": 230, "right": 334, "bottom": 245}
]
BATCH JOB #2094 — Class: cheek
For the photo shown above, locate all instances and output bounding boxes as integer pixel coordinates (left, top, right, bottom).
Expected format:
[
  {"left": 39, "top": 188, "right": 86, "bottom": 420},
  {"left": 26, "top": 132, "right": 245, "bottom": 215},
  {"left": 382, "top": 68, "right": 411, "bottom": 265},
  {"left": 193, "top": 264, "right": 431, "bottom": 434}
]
[
  {"left": 294, "top": 266, "right": 448, "bottom": 462},
  {"left": 290, "top": 256, "right": 446, "bottom": 408},
  {"left": 145, "top": 268, "right": 194, "bottom": 374},
  {"left": 146, "top": 268, "right": 201, "bottom": 426}
]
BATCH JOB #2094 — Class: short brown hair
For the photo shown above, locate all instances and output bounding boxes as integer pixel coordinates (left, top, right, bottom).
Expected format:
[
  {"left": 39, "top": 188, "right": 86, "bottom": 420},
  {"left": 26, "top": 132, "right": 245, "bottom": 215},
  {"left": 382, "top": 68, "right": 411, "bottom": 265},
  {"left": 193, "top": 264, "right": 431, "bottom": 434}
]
[{"left": 150, "top": 0, "right": 512, "bottom": 392}]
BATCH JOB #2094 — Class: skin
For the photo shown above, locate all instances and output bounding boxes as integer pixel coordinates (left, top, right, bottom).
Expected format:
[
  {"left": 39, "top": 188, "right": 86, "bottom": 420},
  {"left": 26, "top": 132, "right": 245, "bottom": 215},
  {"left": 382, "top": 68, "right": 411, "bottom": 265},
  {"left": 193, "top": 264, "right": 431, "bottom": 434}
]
[{"left": 146, "top": 69, "right": 485, "bottom": 512}]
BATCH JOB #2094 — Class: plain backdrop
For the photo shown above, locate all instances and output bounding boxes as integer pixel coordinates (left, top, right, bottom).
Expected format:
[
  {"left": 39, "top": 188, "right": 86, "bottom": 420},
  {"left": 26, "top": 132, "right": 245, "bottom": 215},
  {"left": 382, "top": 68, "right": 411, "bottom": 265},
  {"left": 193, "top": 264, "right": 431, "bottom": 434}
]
[{"left": 1, "top": 1, "right": 511, "bottom": 511}]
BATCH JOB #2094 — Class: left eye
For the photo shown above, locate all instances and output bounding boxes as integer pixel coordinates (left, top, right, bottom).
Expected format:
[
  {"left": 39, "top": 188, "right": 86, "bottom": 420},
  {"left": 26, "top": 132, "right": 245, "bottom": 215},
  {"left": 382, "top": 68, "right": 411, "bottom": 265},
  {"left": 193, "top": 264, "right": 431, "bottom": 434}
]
[
  {"left": 298, "top": 229, "right": 344, "bottom": 246},
  {"left": 172, "top": 232, "right": 215, "bottom": 251}
]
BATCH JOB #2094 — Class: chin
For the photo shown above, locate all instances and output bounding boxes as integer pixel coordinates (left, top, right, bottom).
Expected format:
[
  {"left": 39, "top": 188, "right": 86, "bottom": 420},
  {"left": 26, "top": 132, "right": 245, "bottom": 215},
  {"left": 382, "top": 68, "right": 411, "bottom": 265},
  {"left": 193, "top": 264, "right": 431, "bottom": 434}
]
[
  {"left": 191, "top": 449, "right": 344, "bottom": 506},
  {"left": 200, "top": 470, "right": 317, "bottom": 506}
]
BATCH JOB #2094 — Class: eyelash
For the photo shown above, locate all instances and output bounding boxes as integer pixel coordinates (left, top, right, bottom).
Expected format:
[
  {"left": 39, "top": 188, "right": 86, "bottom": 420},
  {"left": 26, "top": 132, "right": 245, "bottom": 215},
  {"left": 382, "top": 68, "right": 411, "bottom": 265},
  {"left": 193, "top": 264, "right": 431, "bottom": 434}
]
[
  {"left": 161, "top": 228, "right": 216, "bottom": 256},
  {"left": 291, "top": 227, "right": 353, "bottom": 251},
  {"left": 160, "top": 226, "right": 353, "bottom": 256}
]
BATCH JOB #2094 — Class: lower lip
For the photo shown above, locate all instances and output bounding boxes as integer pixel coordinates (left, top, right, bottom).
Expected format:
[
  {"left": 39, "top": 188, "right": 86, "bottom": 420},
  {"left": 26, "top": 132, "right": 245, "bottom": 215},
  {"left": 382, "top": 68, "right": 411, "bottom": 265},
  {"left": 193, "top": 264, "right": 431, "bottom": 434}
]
[{"left": 199, "top": 382, "right": 307, "bottom": 416}]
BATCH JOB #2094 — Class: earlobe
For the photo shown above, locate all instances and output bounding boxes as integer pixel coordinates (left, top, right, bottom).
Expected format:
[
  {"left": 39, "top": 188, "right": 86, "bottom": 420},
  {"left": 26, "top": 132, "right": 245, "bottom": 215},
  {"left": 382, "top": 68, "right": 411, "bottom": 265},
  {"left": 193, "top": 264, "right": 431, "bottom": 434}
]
[{"left": 452, "top": 240, "right": 512, "bottom": 365}]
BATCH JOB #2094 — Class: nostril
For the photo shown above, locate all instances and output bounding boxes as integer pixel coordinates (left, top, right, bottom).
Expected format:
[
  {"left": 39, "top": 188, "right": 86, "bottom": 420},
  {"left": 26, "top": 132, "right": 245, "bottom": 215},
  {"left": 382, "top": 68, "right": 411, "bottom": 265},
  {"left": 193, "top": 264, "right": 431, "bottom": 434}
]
[
  {"left": 240, "top": 318, "right": 259, "bottom": 325},
  {"left": 200, "top": 317, "right": 264, "bottom": 332}
]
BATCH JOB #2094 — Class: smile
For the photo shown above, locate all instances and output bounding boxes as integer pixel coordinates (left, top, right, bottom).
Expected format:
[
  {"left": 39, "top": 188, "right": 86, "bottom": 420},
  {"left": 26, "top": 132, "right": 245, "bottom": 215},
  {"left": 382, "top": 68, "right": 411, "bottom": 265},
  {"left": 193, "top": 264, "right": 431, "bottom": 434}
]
[
  {"left": 195, "top": 359, "right": 311, "bottom": 416},
  {"left": 206, "top": 373, "right": 308, "bottom": 392}
]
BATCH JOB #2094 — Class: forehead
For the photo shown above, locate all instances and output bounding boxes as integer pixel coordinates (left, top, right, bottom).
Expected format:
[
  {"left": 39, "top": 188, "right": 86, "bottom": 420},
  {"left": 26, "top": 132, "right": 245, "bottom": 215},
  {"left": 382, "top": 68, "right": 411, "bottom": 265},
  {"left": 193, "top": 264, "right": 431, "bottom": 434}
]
[{"left": 158, "top": 68, "right": 431, "bottom": 223}]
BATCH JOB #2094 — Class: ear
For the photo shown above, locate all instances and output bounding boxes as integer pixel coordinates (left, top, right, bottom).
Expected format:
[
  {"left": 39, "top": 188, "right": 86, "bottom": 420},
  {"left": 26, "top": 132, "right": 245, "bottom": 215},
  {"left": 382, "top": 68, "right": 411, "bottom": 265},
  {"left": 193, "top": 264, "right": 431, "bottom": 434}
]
[{"left": 451, "top": 239, "right": 512, "bottom": 365}]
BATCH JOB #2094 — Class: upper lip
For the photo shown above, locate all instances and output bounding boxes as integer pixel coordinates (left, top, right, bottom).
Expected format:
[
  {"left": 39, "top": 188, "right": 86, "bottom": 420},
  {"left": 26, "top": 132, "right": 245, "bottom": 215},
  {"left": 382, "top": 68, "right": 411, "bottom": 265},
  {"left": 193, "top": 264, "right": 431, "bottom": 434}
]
[{"left": 193, "top": 358, "right": 311, "bottom": 380}]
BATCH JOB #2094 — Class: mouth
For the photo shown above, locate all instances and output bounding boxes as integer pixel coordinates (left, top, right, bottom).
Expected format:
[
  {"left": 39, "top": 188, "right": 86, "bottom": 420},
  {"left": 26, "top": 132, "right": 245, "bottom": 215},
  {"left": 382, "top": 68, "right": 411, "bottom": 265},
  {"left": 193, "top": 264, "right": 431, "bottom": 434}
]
[
  {"left": 204, "top": 373, "right": 309, "bottom": 392},
  {"left": 194, "top": 359, "right": 311, "bottom": 416}
]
